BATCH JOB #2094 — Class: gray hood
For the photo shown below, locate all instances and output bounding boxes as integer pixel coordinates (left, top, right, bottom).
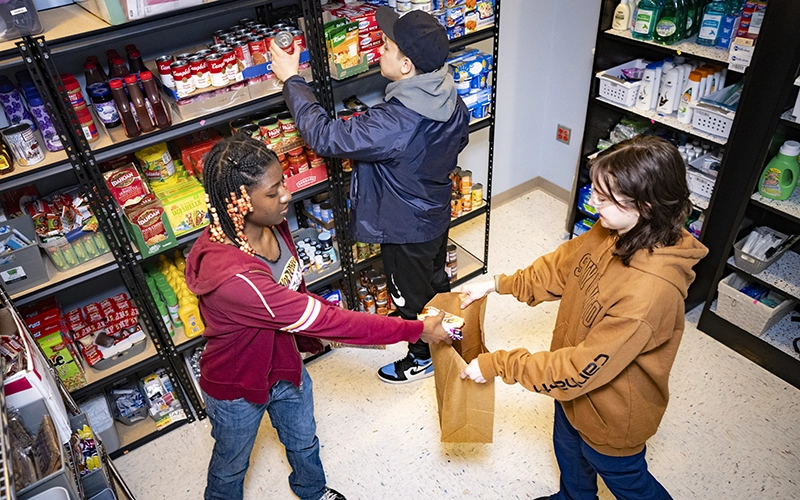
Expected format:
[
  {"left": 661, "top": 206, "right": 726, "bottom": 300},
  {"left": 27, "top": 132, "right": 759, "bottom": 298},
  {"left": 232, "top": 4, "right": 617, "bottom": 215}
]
[{"left": 384, "top": 65, "right": 458, "bottom": 122}]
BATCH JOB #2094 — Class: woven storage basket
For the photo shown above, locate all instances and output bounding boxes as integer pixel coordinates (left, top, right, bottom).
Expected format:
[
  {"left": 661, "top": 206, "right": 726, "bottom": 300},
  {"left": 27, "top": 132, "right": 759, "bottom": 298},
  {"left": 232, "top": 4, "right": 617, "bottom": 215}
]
[{"left": 716, "top": 274, "right": 795, "bottom": 336}]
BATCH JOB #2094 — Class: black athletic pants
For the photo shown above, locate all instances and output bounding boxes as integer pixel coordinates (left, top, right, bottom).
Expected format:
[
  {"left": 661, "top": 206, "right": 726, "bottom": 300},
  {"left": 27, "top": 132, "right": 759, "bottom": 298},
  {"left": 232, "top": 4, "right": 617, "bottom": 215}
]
[{"left": 380, "top": 229, "right": 451, "bottom": 359}]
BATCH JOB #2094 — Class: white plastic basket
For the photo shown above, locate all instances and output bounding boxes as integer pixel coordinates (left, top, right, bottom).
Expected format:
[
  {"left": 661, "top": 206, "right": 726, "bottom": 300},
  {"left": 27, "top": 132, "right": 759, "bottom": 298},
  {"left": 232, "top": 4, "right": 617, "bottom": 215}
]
[
  {"left": 596, "top": 59, "right": 649, "bottom": 107},
  {"left": 692, "top": 102, "right": 735, "bottom": 139},
  {"left": 686, "top": 167, "right": 716, "bottom": 198},
  {"left": 716, "top": 274, "right": 796, "bottom": 337}
]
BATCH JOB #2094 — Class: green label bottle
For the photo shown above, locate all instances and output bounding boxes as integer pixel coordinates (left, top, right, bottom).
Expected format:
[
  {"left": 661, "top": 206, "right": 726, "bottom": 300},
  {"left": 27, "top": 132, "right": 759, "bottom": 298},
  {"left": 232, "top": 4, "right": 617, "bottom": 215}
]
[
  {"left": 654, "top": 0, "right": 685, "bottom": 45},
  {"left": 632, "top": 0, "right": 664, "bottom": 40},
  {"left": 759, "top": 140, "right": 800, "bottom": 201}
]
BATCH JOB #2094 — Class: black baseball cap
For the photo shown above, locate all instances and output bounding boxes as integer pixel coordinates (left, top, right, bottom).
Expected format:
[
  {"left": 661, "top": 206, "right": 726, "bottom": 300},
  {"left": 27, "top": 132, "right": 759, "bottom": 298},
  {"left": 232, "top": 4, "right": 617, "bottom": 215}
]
[{"left": 376, "top": 7, "right": 449, "bottom": 73}]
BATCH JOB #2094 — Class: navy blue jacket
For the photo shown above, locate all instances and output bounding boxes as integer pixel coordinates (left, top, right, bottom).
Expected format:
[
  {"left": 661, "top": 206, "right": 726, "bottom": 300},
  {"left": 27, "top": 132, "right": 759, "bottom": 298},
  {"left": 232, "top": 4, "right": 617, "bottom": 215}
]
[{"left": 282, "top": 76, "right": 470, "bottom": 244}]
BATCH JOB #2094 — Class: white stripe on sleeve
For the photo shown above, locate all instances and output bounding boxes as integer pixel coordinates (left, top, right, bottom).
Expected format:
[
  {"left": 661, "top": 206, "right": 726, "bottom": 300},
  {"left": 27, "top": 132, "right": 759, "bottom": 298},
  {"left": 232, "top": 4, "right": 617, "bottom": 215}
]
[{"left": 235, "top": 273, "right": 275, "bottom": 318}]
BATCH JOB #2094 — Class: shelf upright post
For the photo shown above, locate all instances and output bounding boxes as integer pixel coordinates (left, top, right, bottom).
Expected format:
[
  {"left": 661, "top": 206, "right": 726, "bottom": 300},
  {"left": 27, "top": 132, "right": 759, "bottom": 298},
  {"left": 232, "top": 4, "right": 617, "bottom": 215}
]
[
  {"left": 15, "top": 37, "right": 204, "bottom": 422},
  {"left": 482, "top": 0, "right": 501, "bottom": 275},
  {"left": 302, "top": 0, "right": 359, "bottom": 305}
]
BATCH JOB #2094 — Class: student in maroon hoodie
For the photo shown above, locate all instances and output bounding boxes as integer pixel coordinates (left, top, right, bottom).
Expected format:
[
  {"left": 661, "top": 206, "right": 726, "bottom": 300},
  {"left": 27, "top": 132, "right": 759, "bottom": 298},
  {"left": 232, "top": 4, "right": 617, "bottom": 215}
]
[{"left": 185, "top": 134, "right": 449, "bottom": 500}]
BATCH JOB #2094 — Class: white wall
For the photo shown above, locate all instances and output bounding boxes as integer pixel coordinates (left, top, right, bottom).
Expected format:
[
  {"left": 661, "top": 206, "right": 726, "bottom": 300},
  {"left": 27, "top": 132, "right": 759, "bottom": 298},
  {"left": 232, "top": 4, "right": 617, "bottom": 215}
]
[{"left": 491, "top": 0, "right": 601, "bottom": 197}]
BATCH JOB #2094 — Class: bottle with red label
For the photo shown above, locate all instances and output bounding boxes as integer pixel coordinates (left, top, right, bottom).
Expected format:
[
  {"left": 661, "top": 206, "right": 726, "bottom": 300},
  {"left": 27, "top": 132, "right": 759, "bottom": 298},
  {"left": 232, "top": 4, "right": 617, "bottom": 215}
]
[
  {"left": 124, "top": 74, "right": 155, "bottom": 133},
  {"left": 108, "top": 78, "right": 140, "bottom": 138},
  {"left": 140, "top": 71, "right": 172, "bottom": 129}
]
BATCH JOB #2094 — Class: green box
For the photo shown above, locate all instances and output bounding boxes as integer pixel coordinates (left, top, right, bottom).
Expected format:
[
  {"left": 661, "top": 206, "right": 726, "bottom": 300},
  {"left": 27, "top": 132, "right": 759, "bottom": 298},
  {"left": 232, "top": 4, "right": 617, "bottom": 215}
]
[
  {"left": 325, "top": 19, "right": 369, "bottom": 80},
  {"left": 37, "top": 331, "right": 86, "bottom": 392},
  {"left": 126, "top": 209, "right": 179, "bottom": 258}
]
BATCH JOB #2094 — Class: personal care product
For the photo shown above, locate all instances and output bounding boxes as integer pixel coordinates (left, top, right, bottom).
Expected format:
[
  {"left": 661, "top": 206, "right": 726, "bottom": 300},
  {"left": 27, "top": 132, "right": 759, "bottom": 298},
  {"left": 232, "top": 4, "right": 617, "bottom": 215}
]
[
  {"left": 654, "top": 0, "right": 685, "bottom": 45},
  {"left": 697, "top": 0, "right": 726, "bottom": 46},
  {"left": 612, "top": 0, "right": 633, "bottom": 29},
  {"left": 657, "top": 67, "right": 680, "bottom": 114},
  {"left": 636, "top": 62, "right": 660, "bottom": 111},
  {"left": 677, "top": 70, "right": 702, "bottom": 123},
  {"left": 631, "top": 0, "right": 662, "bottom": 41}
]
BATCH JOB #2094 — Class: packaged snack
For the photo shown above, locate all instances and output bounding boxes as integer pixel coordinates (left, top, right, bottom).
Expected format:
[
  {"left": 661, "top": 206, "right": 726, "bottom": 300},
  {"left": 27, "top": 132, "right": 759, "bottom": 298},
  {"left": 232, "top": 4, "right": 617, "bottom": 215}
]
[
  {"left": 126, "top": 194, "right": 170, "bottom": 248},
  {"left": 135, "top": 142, "right": 176, "bottom": 182},
  {"left": 104, "top": 164, "right": 149, "bottom": 208},
  {"left": 417, "top": 306, "right": 464, "bottom": 340}
]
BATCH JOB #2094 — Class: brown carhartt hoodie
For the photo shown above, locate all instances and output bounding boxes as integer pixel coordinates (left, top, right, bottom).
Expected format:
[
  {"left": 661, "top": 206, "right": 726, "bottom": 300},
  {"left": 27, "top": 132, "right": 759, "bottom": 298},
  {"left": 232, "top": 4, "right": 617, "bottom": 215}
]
[{"left": 478, "top": 223, "right": 708, "bottom": 456}]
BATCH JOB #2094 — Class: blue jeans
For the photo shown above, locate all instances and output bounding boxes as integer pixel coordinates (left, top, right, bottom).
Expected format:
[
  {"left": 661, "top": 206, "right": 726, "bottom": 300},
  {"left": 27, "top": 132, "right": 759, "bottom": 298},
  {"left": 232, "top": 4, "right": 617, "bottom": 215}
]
[
  {"left": 203, "top": 366, "right": 326, "bottom": 500},
  {"left": 550, "top": 401, "right": 672, "bottom": 500}
]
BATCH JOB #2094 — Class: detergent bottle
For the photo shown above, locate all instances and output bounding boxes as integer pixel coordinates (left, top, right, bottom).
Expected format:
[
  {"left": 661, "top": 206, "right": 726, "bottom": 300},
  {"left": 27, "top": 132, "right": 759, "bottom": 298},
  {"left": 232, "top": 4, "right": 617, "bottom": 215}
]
[{"left": 758, "top": 140, "right": 800, "bottom": 201}]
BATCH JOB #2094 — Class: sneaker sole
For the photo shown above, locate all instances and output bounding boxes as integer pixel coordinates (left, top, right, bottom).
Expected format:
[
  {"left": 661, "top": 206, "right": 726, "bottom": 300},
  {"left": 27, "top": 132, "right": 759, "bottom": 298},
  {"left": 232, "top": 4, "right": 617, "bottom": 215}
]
[{"left": 377, "top": 370, "right": 435, "bottom": 384}]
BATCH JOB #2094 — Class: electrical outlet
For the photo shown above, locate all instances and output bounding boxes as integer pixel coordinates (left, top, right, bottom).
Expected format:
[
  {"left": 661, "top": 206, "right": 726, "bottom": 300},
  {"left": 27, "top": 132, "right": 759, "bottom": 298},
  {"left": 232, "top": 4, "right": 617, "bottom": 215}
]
[{"left": 556, "top": 124, "right": 571, "bottom": 144}]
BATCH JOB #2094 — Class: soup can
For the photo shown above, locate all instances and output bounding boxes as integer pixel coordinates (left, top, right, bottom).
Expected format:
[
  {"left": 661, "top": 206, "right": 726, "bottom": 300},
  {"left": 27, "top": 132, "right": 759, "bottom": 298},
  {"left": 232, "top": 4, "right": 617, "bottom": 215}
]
[
  {"left": 156, "top": 55, "right": 175, "bottom": 89},
  {"left": 232, "top": 40, "right": 253, "bottom": 69},
  {"left": 206, "top": 53, "right": 228, "bottom": 87},
  {"left": 219, "top": 47, "right": 241, "bottom": 83},
  {"left": 189, "top": 55, "right": 211, "bottom": 89},
  {"left": 248, "top": 35, "right": 269, "bottom": 66},
  {"left": 171, "top": 59, "right": 195, "bottom": 96},
  {"left": 2, "top": 123, "right": 44, "bottom": 166}
]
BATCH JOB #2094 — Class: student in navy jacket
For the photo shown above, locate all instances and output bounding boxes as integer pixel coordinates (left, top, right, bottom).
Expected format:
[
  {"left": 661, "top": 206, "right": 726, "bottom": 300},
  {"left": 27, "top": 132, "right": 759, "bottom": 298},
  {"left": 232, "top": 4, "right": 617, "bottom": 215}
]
[
  {"left": 271, "top": 7, "right": 470, "bottom": 384},
  {"left": 186, "top": 135, "right": 449, "bottom": 500}
]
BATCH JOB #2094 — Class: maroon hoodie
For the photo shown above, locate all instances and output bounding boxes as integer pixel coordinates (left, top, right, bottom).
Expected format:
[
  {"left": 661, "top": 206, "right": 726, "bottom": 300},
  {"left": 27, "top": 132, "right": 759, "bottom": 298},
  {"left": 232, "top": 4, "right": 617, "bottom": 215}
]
[{"left": 185, "top": 221, "right": 423, "bottom": 404}]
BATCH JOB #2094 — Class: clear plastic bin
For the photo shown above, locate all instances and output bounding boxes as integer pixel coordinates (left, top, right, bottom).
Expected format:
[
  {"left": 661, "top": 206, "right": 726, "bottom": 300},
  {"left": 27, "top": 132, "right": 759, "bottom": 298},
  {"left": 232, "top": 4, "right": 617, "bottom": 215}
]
[{"left": 40, "top": 232, "right": 110, "bottom": 272}]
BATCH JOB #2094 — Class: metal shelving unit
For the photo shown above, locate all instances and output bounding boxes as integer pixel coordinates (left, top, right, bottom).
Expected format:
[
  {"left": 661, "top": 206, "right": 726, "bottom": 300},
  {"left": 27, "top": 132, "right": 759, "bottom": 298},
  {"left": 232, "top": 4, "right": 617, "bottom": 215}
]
[{"left": 570, "top": 0, "right": 800, "bottom": 389}]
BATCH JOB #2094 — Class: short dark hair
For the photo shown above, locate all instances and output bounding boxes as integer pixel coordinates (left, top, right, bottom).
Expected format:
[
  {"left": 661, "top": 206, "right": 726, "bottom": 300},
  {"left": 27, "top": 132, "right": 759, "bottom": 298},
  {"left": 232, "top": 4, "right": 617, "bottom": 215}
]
[
  {"left": 203, "top": 133, "right": 281, "bottom": 244},
  {"left": 589, "top": 135, "right": 692, "bottom": 266}
]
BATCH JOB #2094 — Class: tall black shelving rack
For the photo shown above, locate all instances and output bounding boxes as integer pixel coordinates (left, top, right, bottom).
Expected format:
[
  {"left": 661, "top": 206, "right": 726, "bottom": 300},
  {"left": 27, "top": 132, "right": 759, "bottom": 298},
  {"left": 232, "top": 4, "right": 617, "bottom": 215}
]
[
  {"left": 570, "top": 0, "right": 800, "bottom": 389},
  {"left": 0, "top": 0, "right": 500, "bottom": 462}
]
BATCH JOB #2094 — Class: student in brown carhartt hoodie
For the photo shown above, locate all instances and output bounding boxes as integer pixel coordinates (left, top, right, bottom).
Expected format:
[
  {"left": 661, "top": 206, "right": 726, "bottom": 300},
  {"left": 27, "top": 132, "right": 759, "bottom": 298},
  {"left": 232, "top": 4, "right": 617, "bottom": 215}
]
[{"left": 460, "top": 136, "right": 708, "bottom": 500}]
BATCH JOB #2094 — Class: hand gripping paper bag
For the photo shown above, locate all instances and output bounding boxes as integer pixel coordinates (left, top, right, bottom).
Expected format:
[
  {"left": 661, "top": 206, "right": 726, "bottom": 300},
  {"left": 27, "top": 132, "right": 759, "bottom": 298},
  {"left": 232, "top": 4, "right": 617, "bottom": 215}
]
[{"left": 427, "top": 292, "right": 494, "bottom": 443}]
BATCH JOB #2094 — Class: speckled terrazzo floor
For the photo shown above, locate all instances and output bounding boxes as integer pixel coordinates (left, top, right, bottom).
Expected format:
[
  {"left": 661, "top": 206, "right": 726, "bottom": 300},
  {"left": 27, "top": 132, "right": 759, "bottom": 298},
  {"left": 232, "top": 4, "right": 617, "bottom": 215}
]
[{"left": 115, "top": 190, "right": 800, "bottom": 499}]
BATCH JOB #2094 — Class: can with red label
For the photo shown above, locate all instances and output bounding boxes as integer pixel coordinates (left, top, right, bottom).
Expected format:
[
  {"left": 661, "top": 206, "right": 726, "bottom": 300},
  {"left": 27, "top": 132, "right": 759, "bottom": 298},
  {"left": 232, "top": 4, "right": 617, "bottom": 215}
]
[
  {"left": 156, "top": 55, "right": 175, "bottom": 89},
  {"left": 176, "top": 52, "right": 193, "bottom": 61},
  {"left": 291, "top": 29, "right": 307, "bottom": 50},
  {"left": 337, "top": 109, "right": 355, "bottom": 120},
  {"left": 206, "top": 53, "right": 228, "bottom": 87},
  {"left": 219, "top": 47, "right": 241, "bottom": 83},
  {"left": 171, "top": 59, "right": 195, "bottom": 97},
  {"left": 208, "top": 44, "right": 228, "bottom": 53},
  {"left": 189, "top": 55, "right": 212, "bottom": 89},
  {"left": 213, "top": 29, "right": 228, "bottom": 45},
  {"left": 274, "top": 30, "right": 295, "bottom": 54},
  {"left": 248, "top": 35, "right": 269, "bottom": 66},
  {"left": 231, "top": 41, "right": 253, "bottom": 70},
  {"left": 194, "top": 49, "right": 213, "bottom": 58}
]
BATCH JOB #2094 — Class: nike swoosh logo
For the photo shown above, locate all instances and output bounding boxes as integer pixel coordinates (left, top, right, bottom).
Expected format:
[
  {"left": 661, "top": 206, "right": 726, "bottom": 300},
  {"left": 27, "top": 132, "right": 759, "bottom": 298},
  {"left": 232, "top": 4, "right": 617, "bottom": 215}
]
[
  {"left": 390, "top": 274, "right": 406, "bottom": 307},
  {"left": 407, "top": 362, "right": 432, "bottom": 377}
]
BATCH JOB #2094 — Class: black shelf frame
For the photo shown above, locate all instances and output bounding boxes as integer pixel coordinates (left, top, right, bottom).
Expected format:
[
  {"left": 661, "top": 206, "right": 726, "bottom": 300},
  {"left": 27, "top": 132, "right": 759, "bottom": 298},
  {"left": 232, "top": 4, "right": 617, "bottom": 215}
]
[{"left": 108, "top": 418, "right": 189, "bottom": 459}]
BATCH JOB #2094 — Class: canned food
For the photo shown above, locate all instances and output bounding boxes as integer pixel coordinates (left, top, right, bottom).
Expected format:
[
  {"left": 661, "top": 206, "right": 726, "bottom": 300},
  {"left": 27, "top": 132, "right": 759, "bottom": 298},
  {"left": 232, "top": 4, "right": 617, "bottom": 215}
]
[
  {"left": 373, "top": 277, "right": 388, "bottom": 301},
  {"left": 363, "top": 294, "right": 376, "bottom": 314},
  {"left": 397, "top": 0, "right": 412, "bottom": 12},
  {"left": 194, "top": 49, "right": 213, "bottom": 58},
  {"left": 229, "top": 24, "right": 243, "bottom": 32},
  {"left": 171, "top": 59, "right": 195, "bottom": 96},
  {"left": 239, "top": 123, "right": 261, "bottom": 140},
  {"left": 272, "top": 23, "right": 290, "bottom": 30},
  {"left": 248, "top": 35, "right": 269, "bottom": 65},
  {"left": 2, "top": 123, "right": 44, "bottom": 166},
  {"left": 156, "top": 55, "right": 175, "bottom": 89},
  {"left": 459, "top": 169, "right": 472, "bottom": 195},
  {"left": 376, "top": 299, "right": 389, "bottom": 316},
  {"left": 189, "top": 55, "right": 211, "bottom": 89},
  {"left": 238, "top": 17, "right": 254, "bottom": 25},
  {"left": 411, "top": 0, "right": 432, "bottom": 11},
  {"left": 337, "top": 109, "right": 355, "bottom": 120},
  {"left": 208, "top": 44, "right": 228, "bottom": 53},
  {"left": 230, "top": 117, "right": 252, "bottom": 133},
  {"left": 461, "top": 193, "right": 472, "bottom": 212},
  {"left": 219, "top": 47, "right": 241, "bottom": 83},
  {"left": 291, "top": 29, "right": 307, "bottom": 50},
  {"left": 206, "top": 54, "right": 228, "bottom": 87},
  {"left": 352, "top": 104, "right": 369, "bottom": 116},
  {"left": 274, "top": 30, "right": 295, "bottom": 54},
  {"left": 431, "top": 9, "right": 446, "bottom": 26},
  {"left": 451, "top": 193, "right": 462, "bottom": 218},
  {"left": 356, "top": 242, "right": 370, "bottom": 261},
  {"left": 471, "top": 183, "right": 483, "bottom": 207},
  {"left": 175, "top": 52, "right": 193, "bottom": 61},
  {"left": 446, "top": 244, "right": 457, "bottom": 262},
  {"left": 357, "top": 286, "right": 369, "bottom": 301},
  {"left": 232, "top": 41, "right": 253, "bottom": 69},
  {"left": 213, "top": 29, "right": 228, "bottom": 45}
]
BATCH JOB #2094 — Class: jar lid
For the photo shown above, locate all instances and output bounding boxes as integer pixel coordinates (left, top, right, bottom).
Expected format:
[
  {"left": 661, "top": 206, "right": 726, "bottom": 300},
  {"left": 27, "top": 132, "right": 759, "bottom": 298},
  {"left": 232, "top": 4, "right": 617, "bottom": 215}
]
[
  {"left": 318, "top": 232, "right": 331, "bottom": 242},
  {"left": 123, "top": 75, "right": 138, "bottom": 84},
  {"left": 89, "top": 86, "right": 111, "bottom": 99},
  {"left": 258, "top": 117, "right": 279, "bottom": 127},
  {"left": 446, "top": 244, "right": 456, "bottom": 252},
  {"left": 108, "top": 78, "right": 124, "bottom": 89},
  {"left": 287, "top": 147, "right": 305, "bottom": 157},
  {"left": 276, "top": 111, "right": 293, "bottom": 120},
  {"left": 140, "top": 71, "right": 154, "bottom": 80},
  {"left": 83, "top": 61, "right": 97, "bottom": 70}
]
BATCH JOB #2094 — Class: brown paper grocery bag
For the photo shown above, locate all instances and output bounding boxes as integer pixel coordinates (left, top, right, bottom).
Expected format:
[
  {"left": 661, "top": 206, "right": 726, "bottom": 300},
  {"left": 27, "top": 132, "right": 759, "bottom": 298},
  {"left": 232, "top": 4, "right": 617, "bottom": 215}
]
[{"left": 428, "top": 292, "right": 494, "bottom": 443}]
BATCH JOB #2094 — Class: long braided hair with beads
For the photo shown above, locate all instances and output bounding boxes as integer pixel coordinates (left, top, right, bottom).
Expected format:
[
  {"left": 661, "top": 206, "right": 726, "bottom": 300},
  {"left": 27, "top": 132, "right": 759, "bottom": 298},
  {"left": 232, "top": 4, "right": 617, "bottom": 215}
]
[{"left": 203, "top": 133, "right": 281, "bottom": 256}]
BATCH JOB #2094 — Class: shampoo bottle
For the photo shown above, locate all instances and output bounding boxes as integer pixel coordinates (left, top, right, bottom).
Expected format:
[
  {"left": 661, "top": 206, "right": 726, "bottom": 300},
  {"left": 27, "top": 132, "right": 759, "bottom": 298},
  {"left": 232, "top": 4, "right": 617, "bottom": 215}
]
[
  {"left": 657, "top": 67, "right": 681, "bottom": 114},
  {"left": 637, "top": 62, "right": 660, "bottom": 111},
  {"left": 758, "top": 140, "right": 800, "bottom": 201},
  {"left": 677, "top": 70, "right": 702, "bottom": 123}
]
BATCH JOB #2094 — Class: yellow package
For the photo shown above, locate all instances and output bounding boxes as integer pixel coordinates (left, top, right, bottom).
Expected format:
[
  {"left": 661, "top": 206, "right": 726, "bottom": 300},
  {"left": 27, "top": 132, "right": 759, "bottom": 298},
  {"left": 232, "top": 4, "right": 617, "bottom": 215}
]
[{"left": 161, "top": 186, "right": 209, "bottom": 236}]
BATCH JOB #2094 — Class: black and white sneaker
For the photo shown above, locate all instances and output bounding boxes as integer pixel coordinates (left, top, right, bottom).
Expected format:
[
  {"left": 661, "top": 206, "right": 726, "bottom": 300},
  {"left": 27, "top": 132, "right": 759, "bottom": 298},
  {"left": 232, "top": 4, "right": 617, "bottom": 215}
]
[
  {"left": 378, "top": 352, "right": 434, "bottom": 384},
  {"left": 320, "top": 487, "right": 346, "bottom": 500}
]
